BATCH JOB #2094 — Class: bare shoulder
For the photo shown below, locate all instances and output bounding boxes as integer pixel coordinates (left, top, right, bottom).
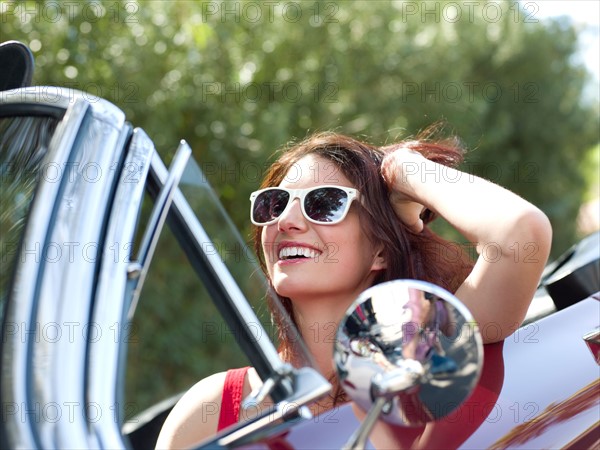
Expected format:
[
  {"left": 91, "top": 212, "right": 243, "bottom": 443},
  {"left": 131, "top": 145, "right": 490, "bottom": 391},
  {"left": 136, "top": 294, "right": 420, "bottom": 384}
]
[{"left": 155, "top": 371, "right": 227, "bottom": 449}]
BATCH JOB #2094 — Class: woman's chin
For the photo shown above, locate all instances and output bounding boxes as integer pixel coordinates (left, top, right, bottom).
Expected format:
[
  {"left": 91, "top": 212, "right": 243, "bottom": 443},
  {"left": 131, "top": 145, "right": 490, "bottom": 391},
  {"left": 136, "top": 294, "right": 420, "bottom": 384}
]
[
  {"left": 272, "top": 283, "right": 301, "bottom": 300},
  {"left": 272, "top": 278, "right": 315, "bottom": 301}
]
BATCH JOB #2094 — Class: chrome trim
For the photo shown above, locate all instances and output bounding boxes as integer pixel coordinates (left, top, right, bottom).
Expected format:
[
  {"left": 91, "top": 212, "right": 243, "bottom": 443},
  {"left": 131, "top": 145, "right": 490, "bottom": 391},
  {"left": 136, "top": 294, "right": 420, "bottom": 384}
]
[
  {"left": 32, "top": 99, "right": 127, "bottom": 448},
  {"left": 1, "top": 89, "right": 129, "bottom": 448},
  {"left": 342, "top": 396, "right": 388, "bottom": 450},
  {"left": 148, "top": 155, "right": 288, "bottom": 376},
  {"left": 2, "top": 98, "right": 90, "bottom": 448},
  {"left": 87, "top": 128, "right": 155, "bottom": 449},
  {"left": 144, "top": 154, "right": 332, "bottom": 448},
  {"left": 583, "top": 324, "right": 600, "bottom": 365},
  {"left": 0, "top": 86, "right": 125, "bottom": 125},
  {"left": 213, "top": 367, "right": 331, "bottom": 448},
  {"left": 336, "top": 279, "right": 483, "bottom": 449},
  {"left": 127, "top": 140, "right": 192, "bottom": 319},
  {"left": 1, "top": 88, "right": 333, "bottom": 447}
]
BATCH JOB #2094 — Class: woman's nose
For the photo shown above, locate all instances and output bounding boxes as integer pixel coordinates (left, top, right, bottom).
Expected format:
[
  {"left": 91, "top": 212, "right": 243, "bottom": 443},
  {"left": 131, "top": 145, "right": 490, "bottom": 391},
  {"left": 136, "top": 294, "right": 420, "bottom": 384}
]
[{"left": 277, "top": 198, "right": 308, "bottom": 232}]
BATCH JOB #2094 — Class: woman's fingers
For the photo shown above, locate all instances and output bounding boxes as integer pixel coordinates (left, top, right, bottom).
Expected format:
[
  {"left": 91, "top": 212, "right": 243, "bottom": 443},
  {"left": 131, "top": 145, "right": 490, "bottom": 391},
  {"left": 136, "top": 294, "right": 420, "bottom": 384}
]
[
  {"left": 383, "top": 149, "right": 428, "bottom": 233},
  {"left": 381, "top": 147, "right": 425, "bottom": 192}
]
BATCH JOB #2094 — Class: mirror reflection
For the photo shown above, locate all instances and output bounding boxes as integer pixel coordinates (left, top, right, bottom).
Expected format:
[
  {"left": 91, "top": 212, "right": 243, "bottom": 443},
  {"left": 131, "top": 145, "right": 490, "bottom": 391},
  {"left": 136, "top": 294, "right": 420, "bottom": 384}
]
[{"left": 335, "top": 280, "right": 483, "bottom": 426}]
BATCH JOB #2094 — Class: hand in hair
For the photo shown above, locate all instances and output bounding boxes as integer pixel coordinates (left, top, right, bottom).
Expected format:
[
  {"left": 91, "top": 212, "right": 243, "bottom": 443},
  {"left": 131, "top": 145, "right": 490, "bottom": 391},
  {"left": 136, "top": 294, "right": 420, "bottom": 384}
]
[{"left": 381, "top": 147, "right": 430, "bottom": 233}]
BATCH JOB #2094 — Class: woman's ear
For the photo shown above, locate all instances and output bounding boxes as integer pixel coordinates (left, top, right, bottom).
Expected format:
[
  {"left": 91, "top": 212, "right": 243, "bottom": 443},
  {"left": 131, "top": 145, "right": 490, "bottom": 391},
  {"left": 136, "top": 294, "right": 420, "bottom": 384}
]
[{"left": 371, "top": 247, "right": 387, "bottom": 271}]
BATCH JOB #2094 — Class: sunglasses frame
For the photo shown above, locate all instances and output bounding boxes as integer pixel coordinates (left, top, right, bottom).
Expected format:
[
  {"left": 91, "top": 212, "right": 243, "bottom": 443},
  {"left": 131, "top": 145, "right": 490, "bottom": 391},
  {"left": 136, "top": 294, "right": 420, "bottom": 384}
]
[{"left": 250, "top": 185, "right": 359, "bottom": 226}]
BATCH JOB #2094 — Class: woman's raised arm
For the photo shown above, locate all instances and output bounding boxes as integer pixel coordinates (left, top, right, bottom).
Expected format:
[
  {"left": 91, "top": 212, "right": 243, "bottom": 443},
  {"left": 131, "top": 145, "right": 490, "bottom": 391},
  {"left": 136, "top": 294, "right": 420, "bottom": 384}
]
[{"left": 382, "top": 148, "right": 552, "bottom": 343}]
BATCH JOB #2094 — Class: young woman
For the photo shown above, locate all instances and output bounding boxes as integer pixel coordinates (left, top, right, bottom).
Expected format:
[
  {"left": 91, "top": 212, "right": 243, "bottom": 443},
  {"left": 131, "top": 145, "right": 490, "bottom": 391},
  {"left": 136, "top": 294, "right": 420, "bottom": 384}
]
[{"left": 156, "top": 129, "right": 552, "bottom": 449}]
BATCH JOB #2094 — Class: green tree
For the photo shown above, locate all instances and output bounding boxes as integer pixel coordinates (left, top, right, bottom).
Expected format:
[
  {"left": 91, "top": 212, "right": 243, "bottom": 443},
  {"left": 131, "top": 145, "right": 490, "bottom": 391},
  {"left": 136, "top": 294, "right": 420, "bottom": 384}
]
[{"left": 3, "top": 0, "right": 596, "bottom": 252}]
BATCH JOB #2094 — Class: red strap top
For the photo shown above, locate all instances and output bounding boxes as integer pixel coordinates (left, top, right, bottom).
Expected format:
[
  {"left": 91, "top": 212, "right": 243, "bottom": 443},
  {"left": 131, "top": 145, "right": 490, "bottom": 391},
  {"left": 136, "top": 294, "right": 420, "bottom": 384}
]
[{"left": 217, "top": 367, "right": 250, "bottom": 431}]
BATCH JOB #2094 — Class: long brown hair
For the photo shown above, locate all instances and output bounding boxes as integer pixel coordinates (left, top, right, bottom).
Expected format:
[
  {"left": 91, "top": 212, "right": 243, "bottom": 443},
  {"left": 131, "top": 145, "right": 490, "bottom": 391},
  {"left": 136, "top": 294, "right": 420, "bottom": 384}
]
[{"left": 252, "top": 128, "right": 473, "bottom": 366}]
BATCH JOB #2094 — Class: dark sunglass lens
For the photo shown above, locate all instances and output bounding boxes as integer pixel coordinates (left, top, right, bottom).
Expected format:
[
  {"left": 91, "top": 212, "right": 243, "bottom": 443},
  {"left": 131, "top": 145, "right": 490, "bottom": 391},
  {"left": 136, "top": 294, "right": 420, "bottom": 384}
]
[
  {"left": 253, "top": 189, "right": 289, "bottom": 223},
  {"left": 305, "top": 187, "right": 348, "bottom": 223}
]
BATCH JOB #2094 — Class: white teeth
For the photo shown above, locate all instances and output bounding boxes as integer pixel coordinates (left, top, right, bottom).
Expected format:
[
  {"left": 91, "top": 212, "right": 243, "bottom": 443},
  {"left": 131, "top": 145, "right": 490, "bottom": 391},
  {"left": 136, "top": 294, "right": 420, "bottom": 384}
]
[{"left": 279, "top": 246, "right": 318, "bottom": 260}]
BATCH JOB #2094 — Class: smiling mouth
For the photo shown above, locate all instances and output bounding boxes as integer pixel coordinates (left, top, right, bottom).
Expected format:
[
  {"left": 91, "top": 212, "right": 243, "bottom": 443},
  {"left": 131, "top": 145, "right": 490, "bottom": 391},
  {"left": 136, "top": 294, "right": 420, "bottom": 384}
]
[{"left": 278, "top": 246, "right": 320, "bottom": 261}]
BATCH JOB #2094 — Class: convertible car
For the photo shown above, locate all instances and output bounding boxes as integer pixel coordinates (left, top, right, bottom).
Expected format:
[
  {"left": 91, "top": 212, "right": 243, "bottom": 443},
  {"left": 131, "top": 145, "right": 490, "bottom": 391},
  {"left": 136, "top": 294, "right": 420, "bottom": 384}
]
[{"left": 1, "top": 41, "right": 598, "bottom": 449}]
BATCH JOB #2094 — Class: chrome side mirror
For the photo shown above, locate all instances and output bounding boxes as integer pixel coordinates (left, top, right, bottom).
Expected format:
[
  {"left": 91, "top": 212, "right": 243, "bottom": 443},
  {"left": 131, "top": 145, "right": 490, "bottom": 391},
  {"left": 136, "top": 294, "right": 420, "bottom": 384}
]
[{"left": 334, "top": 280, "right": 483, "bottom": 449}]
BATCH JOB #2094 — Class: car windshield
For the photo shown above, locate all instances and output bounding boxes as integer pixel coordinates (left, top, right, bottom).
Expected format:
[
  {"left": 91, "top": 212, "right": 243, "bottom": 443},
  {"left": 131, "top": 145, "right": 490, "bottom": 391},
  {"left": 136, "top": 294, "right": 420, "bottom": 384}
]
[
  {"left": 0, "top": 114, "right": 60, "bottom": 320},
  {"left": 124, "top": 152, "right": 316, "bottom": 430},
  {"left": 0, "top": 105, "right": 319, "bottom": 447}
]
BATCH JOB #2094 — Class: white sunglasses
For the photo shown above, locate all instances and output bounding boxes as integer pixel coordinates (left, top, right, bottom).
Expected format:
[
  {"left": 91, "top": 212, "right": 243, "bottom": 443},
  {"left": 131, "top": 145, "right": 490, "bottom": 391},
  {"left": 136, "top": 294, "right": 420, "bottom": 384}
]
[{"left": 250, "top": 185, "right": 359, "bottom": 226}]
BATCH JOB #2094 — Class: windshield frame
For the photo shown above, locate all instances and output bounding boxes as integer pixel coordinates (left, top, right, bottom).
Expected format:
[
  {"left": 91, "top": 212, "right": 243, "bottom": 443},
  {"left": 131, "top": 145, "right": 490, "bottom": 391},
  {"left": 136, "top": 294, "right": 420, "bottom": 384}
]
[
  {"left": 1, "top": 87, "right": 331, "bottom": 449},
  {"left": 0, "top": 87, "right": 130, "bottom": 448}
]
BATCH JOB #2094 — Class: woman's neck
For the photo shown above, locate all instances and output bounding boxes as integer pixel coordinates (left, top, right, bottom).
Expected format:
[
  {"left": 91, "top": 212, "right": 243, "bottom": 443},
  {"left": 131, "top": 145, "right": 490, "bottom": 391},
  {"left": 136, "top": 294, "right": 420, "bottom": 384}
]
[{"left": 292, "top": 296, "right": 352, "bottom": 378}]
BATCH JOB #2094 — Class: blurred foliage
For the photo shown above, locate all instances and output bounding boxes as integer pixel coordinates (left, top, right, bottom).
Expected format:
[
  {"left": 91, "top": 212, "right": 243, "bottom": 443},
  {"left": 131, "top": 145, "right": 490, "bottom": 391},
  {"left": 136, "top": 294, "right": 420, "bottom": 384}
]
[
  {"left": 582, "top": 143, "right": 599, "bottom": 202},
  {"left": 0, "top": 116, "right": 58, "bottom": 314},
  {"left": 2, "top": 0, "right": 598, "bottom": 415}
]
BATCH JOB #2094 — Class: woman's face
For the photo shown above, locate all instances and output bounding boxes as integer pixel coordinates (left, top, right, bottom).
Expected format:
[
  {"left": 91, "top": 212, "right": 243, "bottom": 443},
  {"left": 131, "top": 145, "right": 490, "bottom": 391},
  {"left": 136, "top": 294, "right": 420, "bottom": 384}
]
[{"left": 261, "top": 154, "right": 386, "bottom": 308}]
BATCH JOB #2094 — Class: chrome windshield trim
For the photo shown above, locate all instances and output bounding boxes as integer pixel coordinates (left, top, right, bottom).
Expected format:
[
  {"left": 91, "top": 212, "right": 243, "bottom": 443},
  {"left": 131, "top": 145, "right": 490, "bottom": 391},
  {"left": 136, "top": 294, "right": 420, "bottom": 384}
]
[
  {"left": 147, "top": 156, "right": 292, "bottom": 392},
  {"left": 32, "top": 100, "right": 128, "bottom": 448},
  {"left": 127, "top": 140, "right": 192, "bottom": 320},
  {"left": 212, "top": 367, "right": 331, "bottom": 449},
  {"left": 0, "top": 86, "right": 125, "bottom": 125},
  {"left": 147, "top": 153, "right": 332, "bottom": 423},
  {"left": 1, "top": 92, "right": 129, "bottom": 448},
  {"left": 87, "top": 128, "right": 155, "bottom": 449},
  {"left": 1, "top": 98, "right": 90, "bottom": 449}
]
